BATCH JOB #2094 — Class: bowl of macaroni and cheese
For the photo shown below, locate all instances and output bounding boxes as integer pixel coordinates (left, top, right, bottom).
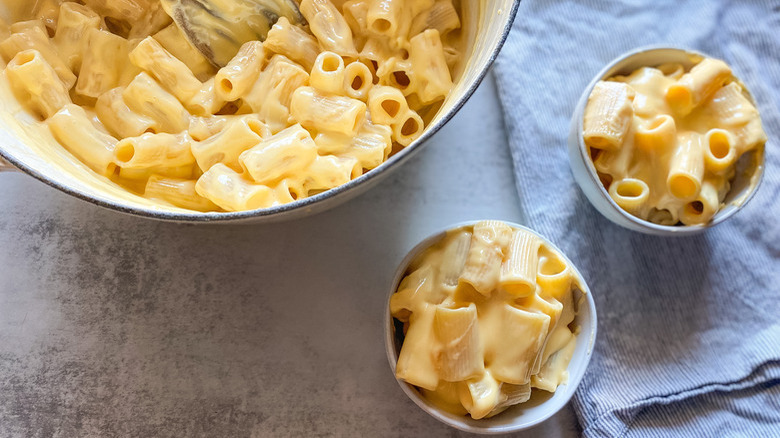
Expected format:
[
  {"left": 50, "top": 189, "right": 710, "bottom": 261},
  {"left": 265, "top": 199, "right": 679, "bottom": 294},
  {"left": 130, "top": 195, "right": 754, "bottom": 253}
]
[
  {"left": 0, "top": 0, "right": 519, "bottom": 222},
  {"left": 385, "top": 220, "right": 597, "bottom": 433},
  {"left": 568, "top": 47, "right": 767, "bottom": 235}
]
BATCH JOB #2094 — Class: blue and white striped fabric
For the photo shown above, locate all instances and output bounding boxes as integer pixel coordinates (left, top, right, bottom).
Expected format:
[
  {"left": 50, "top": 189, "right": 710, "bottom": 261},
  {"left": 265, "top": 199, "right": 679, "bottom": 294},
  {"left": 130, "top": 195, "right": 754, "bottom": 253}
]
[{"left": 492, "top": 1, "right": 780, "bottom": 436}]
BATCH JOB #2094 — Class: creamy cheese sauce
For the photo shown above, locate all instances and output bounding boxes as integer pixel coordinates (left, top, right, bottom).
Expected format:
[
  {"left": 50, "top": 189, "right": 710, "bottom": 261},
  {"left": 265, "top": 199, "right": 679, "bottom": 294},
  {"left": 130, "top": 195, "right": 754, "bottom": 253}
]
[
  {"left": 584, "top": 57, "right": 767, "bottom": 226},
  {"left": 0, "top": 0, "right": 467, "bottom": 212},
  {"left": 390, "top": 221, "right": 583, "bottom": 420}
]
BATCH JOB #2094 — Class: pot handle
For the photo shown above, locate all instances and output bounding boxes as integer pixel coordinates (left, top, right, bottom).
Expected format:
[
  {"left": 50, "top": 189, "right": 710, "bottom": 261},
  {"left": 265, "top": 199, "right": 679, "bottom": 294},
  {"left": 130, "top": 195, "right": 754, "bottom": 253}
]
[{"left": 0, "top": 155, "right": 17, "bottom": 172}]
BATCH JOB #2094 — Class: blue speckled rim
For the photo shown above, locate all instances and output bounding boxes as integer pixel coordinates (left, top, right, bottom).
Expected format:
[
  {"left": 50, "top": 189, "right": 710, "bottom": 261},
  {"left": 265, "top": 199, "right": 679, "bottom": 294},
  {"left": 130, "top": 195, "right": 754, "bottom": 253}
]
[{"left": 0, "top": 0, "right": 522, "bottom": 223}]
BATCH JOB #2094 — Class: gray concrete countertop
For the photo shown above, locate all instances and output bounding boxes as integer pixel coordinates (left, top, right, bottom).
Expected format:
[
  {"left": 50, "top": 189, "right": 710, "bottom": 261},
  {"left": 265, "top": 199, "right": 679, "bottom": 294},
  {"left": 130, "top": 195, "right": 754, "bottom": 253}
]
[{"left": 0, "top": 74, "right": 579, "bottom": 437}]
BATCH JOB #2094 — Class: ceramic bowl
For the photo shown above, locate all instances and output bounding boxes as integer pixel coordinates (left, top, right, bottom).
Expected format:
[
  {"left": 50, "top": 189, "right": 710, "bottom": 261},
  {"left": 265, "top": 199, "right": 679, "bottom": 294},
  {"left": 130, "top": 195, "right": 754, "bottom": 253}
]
[
  {"left": 0, "top": 0, "right": 520, "bottom": 223},
  {"left": 567, "top": 46, "right": 766, "bottom": 235},
  {"left": 384, "top": 220, "right": 597, "bottom": 434}
]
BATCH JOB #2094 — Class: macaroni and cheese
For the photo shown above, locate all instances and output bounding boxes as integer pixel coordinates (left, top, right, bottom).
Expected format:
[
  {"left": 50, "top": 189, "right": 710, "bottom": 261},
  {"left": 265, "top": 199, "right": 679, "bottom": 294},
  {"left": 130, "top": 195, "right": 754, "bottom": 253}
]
[
  {"left": 390, "top": 221, "right": 583, "bottom": 419},
  {"left": 584, "top": 57, "right": 767, "bottom": 225},
  {"left": 1, "top": 0, "right": 462, "bottom": 212}
]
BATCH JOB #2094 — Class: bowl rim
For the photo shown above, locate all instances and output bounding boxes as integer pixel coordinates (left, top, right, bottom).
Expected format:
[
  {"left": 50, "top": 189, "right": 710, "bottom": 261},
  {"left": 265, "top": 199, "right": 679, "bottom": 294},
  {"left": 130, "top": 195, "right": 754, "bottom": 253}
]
[
  {"left": 572, "top": 45, "right": 766, "bottom": 235},
  {"left": 384, "top": 220, "right": 598, "bottom": 434},
  {"left": 0, "top": 0, "right": 523, "bottom": 223}
]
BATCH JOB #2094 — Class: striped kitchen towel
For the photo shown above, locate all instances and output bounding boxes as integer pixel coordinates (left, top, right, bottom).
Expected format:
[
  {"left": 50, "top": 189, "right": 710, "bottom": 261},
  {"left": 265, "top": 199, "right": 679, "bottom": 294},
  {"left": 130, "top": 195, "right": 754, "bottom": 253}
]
[{"left": 492, "top": 1, "right": 780, "bottom": 436}]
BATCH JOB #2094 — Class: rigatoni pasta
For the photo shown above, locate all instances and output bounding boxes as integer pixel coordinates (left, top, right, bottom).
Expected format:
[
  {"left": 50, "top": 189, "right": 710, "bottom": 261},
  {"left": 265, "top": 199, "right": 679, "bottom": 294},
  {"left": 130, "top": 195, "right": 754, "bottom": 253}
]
[
  {"left": 6, "top": 49, "right": 71, "bottom": 120},
  {"left": 48, "top": 104, "right": 118, "bottom": 176},
  {"left": 76, "top": 28, "right": 132, "bottom": 98},
  {"left": 585, "top": 57, "right": 767, "bottom": 225},
  {"left": 391, "top": 221, "right": 584, "bottom": 419},
  {"left": 0, "top": 0, "right": 462, "bottom": 212},
  {"left": 52, "top": 2, "right": 100, "bottom": 73}
]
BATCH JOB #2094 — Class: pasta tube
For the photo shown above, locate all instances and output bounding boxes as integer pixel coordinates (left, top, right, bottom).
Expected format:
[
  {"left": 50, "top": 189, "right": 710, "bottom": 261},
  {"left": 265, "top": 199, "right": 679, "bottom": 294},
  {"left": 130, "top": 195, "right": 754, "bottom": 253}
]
[
  {"left": 348, "top": 119, "right": 393, "bottom": 169},
  {"left": 0, "top": 21, "right": 77, "bottom": 89},
  {"left": 703, "top": 129, "right": 738, "bottom": 174},
  {"left": 314, "top": 117, "right": 392, "bottom": 170},
  {"left": 342, "top": 0, "right": 369, "bottom": 36},
  {"left": 458, "top": 220, "right": 513, "bottom": 296},
  {"left": 6, "top": 50, "right": 72, "bottom": 120},
  {"left": 304, "top": 155, "right": 360, "bottom": 192},
  {"left": 95, "top": 87, "right": 156, "bottom": 138},
  {"left": 458, "top": 371, "right": 501, "bottom": 420},
  {"left": 118, "top": 164, "right": 194, "bottom": 181},
  {"left": 536, "top": 246, "right": 573, "bottom": 300},
  {"left": 81, "top": 0, "right": 149, "bottom": 22},
  {"left": 240, "top": 124, "right": 318, "bottom": 185},
  {"left": 500, "top": 230, "right": 541, "bottom": 298},
  {"left": 609, "top": 178, "right": 650, "bottom": 213},
  {"left": 310, "top": 52, "right": 346, "bottom": 95},
  {"left": 438, "top": 230, "right": 472, "bottom": 289},
  {"left": 195, "top": 164, "right": 275, "bottom": 212},
  {"left": 77, "top": 28, "right": 132, "bottom": 98},
  {"left": 123, "top": 72, "right": 190, "bottom": 134},
  {"left": 263, "top": 17, "right": 319, "bottom": 72},
  {"left": 128, "top": 1, "right": 171, "bottom": 40},
  {"left": 48, "top": 104, "right": 118, "bottom": 176},
  {"left": 359, "top": 37, "right": 396, "bottom": 79},
  {"left": 702, "top": 83, "right": 767, "bottom": 153},
  {"left": 313, "top": 132, "right": 350, "bottom": 155},
  {"left": 300, "top": 0, "right": 358, "bottom": 57},
  {"left": 667, "top": 58, "right": 732, "bottom": 116},
  {"left": 186, "top": 78, "right": 228, "bottom": 117},
  {"left": 368, "top": 85, "right": 409, "bottom": 125},
  {"left": 634, "top": 115, "right": 676, "bottom": 152},
  {"left": 243, "top": 55, "right": 310, "bottom": 133},
  {"left": 129, "top": 36, "right": 202, "bottom": 102},
  {"left": 410, "top": 0, "right": 461, "bottom": 37},
  {"left": 32, "top": 0, "right": 60, "bottom": 33},
  {"left": 145, "top": 176, "right": 219, "bottom": 212},
  {"left": 434, "top": 304, "right": 484, "bottom": 382},
  {"left": 290, "top": 87, "right": 367, "bottom": 136},
  {"left": 488, "top": 383, "right": 532, "bottom": 418},
  {"left": 52, "top": 2, "right": 101, "bottom": 73},
  {"left": 377, "top": 57, "right": 414, "bottom": 96},
  {"left": 114, "top": 132, "right": 195, "bottom": 170},
  {"left": 517, "top": 293, "right": 564, "bottom": 375},
  {"left": 366, "top": 0, "right": 406, "bottom": 37},
  {"left": 583, "top": 81, "right": 635, "bottom": 150},
  {"left": 486, "top": 304, "right": 550, "bottom": 385},
  {"left": 409, "top": 29, "right": 453, "bottom": 105},
  {"left": 216, "top": 41, "right": 268, "bottom": 102},
  {"left": 395, "top": 302, "right": 439, "bottom": 391},
  {"left": 680, "top": 179, "right": 720, "bottom": 225},
  {"left": 392, "top": 109, "right": 424, "bottom": 146},
  {"left": 272, "top": 178, "right": 307, "bottom": 204},
  {"left": 667, "top": 132, "right": 704, "bottom": 200},
  {"left": 531, "top": 330, "right": 576, "bottom": 392},
  {"left": 192, "top": 115, "right": 270, "bottom": 172},
  {"left": 188, "top": 115, "right": 237, "bottom": 142},
  {"left": 344, "top": 61, "right": 373, "bottom": 100},
  {"left": 390, "top": 264, "right": 441, "bottom": 321}
]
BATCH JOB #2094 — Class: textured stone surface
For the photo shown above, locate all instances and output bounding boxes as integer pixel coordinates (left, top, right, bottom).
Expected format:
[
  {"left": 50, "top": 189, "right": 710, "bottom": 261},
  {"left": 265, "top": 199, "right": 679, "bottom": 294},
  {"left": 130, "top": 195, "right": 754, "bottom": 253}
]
[{"left": 0, "top": 76, "right": 579, "bottom": 437}]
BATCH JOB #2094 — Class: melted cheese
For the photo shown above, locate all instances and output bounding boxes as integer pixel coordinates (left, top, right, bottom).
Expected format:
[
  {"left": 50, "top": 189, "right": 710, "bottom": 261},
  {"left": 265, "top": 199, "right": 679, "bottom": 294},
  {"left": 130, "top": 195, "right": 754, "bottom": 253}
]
[
  {"left": 585, "top": 58, "right": 767, "bottom": 226},
  {"left": 391, "top": 222, "right": 582, "bottom": 419},
  {"left": 0, "top": 0, "right": 464, "bottom": 212}
]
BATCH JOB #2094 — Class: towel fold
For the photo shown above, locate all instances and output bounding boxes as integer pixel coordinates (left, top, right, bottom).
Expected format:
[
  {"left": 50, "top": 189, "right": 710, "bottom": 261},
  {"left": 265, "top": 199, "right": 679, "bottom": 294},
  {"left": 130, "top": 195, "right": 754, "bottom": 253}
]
[{"left": 492, "top": 1, "right": 780, "bottom": 436}]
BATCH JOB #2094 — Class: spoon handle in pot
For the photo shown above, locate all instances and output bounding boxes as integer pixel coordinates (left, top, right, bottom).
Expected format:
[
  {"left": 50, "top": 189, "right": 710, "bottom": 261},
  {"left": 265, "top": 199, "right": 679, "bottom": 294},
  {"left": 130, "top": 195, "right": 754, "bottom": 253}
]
[{"left": 159, "top": 0, "right": 304, "bottom": 68}]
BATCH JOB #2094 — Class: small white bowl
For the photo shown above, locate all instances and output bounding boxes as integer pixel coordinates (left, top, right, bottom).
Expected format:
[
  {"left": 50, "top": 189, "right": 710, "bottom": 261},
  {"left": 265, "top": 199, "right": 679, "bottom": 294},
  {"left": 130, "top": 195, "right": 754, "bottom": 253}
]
[
  {"left": 384, "top": 221, "right": 597, "bottom": 434},
  {"left": 568, "top": 46, "right": 766, "bottom": 236}
]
